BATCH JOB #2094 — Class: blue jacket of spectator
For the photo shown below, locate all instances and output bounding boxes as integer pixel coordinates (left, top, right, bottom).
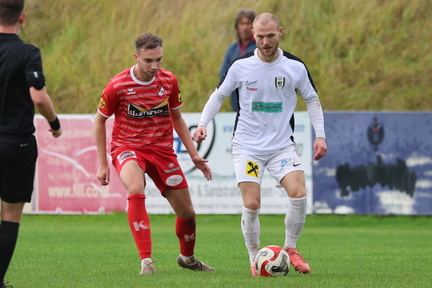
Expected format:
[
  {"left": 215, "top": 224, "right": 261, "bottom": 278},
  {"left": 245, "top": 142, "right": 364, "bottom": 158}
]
[{"left": 219, "top": 39, "right": 256, "bottom": 111}]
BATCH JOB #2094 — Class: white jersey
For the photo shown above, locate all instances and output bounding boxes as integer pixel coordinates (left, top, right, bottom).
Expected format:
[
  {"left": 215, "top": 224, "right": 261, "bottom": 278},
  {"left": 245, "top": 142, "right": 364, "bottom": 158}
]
[{"left": 217, "top": 48, "right": 319, "bottom": 154}]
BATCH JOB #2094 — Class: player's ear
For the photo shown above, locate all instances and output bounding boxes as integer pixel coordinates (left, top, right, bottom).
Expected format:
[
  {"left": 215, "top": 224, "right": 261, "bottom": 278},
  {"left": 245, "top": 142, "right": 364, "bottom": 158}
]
[{"left": 19, "top": 13, "right": 26, "bottom": 24}]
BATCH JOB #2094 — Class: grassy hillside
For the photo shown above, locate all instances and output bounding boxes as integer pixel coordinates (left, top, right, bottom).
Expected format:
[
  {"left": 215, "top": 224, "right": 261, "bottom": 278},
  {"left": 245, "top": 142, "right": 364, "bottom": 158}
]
[{"left": 22, "top": 0, "right": 431, "bottom": 113}]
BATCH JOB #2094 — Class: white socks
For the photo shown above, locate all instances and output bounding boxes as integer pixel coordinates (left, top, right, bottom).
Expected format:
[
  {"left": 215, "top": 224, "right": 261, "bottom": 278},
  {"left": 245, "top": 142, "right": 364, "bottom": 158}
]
[
  {"left": 241, "top": 197, "right": 306, "bottom": 263},
  {"left": 178, "top": 254, "right": 194, "bottom": 262},
  {"left": 241, "top": 206, "right": 260, "bottom": 264},
  {"left": 284, "top": 196, "right": 307, "bottom": 249}
]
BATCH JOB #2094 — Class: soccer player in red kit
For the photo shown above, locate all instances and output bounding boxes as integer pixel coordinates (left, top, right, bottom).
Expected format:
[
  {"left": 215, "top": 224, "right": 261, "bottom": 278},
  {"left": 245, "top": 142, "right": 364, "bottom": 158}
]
[{"left": 94, "top": 33, "right": 214, "bottom": 275}]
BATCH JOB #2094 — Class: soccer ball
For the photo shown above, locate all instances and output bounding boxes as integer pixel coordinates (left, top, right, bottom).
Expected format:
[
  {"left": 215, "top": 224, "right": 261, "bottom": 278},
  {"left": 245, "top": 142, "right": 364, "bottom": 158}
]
[{"left": 253, "top": 245, "right": 290, "bottom": 277}]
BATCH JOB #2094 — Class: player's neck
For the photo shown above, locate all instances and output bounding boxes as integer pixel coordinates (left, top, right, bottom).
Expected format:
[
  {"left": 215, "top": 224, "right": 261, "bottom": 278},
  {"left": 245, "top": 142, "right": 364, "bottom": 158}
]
[
  {"left": 0, "top": 21, "right": 21, "bottom": 34},
  {"left": 133, "top": 65, "right": 154, "bottom": 82},
  {"left": 257, "top": 49, "right": 279, "bottom": 63}
]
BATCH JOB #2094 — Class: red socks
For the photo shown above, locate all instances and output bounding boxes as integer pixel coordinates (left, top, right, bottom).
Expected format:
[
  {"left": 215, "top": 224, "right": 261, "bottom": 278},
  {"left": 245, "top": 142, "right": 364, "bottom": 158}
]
[
  {"left": 127, "top": 194, "right": 151, "bottom": 259},
  {"left": 127, "top": 194, "right": 196, "bottom": 259},
  {"left": 176, "top": 217, "right": 196, "bottom": 257}
]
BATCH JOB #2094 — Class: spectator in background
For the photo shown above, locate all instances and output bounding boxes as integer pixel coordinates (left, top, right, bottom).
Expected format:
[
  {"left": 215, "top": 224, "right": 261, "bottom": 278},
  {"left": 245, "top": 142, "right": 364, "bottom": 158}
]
[
  {"left": 220, "top": 8, "right": 256, "bottom": 111},
  {"left": 94, "top": 33, "right": 214, "bottom": 275},
  {"left": 0, "top": 1, "right": 62, "bottom": 287}
]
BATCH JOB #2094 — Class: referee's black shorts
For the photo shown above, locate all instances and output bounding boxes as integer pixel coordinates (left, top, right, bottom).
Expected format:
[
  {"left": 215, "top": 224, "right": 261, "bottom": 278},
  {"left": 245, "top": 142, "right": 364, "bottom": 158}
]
[{"left": 0, "top": 135, "right": 38, "bottom": 203}]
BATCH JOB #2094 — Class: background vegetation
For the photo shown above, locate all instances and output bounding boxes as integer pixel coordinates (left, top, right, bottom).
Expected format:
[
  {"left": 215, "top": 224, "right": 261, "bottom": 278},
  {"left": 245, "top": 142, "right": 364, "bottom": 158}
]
[{"left": 22, "top": 0, "right": 431, "bottom": 113}]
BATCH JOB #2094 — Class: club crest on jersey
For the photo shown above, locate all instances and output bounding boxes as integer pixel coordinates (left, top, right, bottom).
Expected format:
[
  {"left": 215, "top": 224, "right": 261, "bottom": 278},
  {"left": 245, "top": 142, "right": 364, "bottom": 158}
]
[
  {"left": 275, "top": 77, "right": 285, "bottom": 90},
  {"left": 158, "top": 86, "right": 165, "bottom": 96},
  {"left": 127, "top": 98, "right": 169, "bottom": 118}
]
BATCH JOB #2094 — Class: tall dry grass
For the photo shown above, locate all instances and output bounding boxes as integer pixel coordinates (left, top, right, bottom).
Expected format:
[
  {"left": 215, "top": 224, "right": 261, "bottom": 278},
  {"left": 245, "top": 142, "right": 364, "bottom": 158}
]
[{"left": 22, "top": 0, "right": 431, "bottom": 113}]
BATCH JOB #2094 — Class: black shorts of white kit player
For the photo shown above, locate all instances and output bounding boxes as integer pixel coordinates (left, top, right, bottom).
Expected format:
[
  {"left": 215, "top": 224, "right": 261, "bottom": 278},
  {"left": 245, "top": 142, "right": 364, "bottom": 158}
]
[{"left": 0, "top": 135, "right": 38, "bottom": 203}]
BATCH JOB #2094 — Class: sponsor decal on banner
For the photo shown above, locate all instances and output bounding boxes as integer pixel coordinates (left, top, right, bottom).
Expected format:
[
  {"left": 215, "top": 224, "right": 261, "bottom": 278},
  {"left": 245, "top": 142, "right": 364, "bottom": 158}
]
[
  {"left": 173, "top": 115, "right": 216, "bottom": 175},
  {"left": 166, "top": 112, "right": 313, "bottom": 214},
  {"left": 34, "top": 115, "right": 126, "bottom": 214},
  {"left": 313, "top": 112, "right": 432, "bottom": 215}
]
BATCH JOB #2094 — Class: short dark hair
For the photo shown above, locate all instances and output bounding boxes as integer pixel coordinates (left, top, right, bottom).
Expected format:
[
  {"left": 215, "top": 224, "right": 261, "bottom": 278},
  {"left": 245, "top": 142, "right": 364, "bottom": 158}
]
[
  {"left": 135, "top": 33, "right": 163, "bottom": 53},
  {"left": 0, "top": 0, "right": 24, "bottom": 26},
  {"left": 234, "top": 8, "right": 256, "bottom": 29}
]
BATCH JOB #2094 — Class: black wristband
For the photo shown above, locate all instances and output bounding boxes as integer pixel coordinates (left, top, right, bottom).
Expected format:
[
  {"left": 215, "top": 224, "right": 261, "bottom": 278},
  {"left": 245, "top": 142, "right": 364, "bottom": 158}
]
[{"left": 49, "top": 116, "right": 61, "bottom": 131}]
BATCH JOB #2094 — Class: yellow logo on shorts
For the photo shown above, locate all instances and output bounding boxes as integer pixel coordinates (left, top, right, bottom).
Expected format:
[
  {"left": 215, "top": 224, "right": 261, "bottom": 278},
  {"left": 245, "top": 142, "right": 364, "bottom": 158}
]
[{"left": 246, "top": 160, "right": 259, "bottom": 178}]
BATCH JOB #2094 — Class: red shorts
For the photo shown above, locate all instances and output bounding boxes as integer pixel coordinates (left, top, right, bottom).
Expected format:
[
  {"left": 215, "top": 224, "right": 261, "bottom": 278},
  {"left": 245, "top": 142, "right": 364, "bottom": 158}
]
[{"left": 111, "top": 147, "right": 188, "bottom": 195}]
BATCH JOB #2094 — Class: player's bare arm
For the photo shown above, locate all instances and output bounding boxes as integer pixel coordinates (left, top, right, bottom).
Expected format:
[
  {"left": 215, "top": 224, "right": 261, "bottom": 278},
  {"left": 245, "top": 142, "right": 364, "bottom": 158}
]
[
  {"left": 94, "top": 112, "right": 110, "bottom": 185},
  {"left": 171, "top": 109, "right": 212, "bottom": 180}
]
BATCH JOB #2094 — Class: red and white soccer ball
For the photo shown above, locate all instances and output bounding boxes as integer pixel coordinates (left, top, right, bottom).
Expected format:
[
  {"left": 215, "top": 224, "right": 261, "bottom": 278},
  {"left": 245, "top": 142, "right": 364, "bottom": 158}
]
[{"left": 253, "top": 245, "right": 290, "bottom": 277}]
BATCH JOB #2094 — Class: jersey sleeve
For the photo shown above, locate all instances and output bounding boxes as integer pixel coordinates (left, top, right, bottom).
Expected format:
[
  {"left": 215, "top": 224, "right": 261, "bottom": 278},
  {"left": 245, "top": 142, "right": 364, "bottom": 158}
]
[
  {"left": 297, "top": 63, "right": 318, "bottom": 101},
  {"left": 25, "top": 46, "right": 45, "bottom": 90},
  {"left": 98, "top": 81, "right": 119, "bottom": 117},
  {"left": 168, "top": 75, "right": 182, "bottom": 109},
  {"left": 217, "top": 62, "right": 240, "bottom": 97}
]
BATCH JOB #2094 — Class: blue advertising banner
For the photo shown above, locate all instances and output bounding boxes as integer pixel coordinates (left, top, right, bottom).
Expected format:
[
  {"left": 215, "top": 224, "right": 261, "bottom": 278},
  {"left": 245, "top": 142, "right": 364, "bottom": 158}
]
[{"left": 313, "top": 112, "right": 432, "bottom": 215}]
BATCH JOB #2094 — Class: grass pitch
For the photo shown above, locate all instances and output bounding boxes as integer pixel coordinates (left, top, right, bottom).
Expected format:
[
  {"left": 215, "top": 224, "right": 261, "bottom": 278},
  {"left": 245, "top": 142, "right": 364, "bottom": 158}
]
[{"left": 6, "top": 214, "right": 432, "bottom": 288}]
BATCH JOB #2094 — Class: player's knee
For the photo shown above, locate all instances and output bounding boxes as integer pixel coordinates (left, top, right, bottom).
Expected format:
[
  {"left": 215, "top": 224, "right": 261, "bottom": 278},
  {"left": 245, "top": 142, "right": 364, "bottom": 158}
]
[
  {"left": 244, "top": 200, "right": 261, "bottom": 211},
  {"left": 288, "top": 189, "right": 306, "bottom": 198},
  {"left": 127, "top": 186, "right": 145, "bottom": 196},
  {"left": 177, "top": 209, "right": 195, "bottom": 220}
]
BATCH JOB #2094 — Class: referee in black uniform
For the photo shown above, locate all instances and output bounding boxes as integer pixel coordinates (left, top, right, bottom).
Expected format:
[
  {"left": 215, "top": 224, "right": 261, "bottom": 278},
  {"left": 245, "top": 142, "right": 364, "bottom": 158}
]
[{"left": 0, "top": 1, "right": 62, "bottom": 287}]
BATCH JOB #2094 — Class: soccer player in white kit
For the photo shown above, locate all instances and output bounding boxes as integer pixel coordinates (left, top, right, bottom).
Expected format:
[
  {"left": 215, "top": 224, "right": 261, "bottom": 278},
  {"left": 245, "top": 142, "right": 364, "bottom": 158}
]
[{"left": 193, "top": 13, "right": 327, "bottom": 276}]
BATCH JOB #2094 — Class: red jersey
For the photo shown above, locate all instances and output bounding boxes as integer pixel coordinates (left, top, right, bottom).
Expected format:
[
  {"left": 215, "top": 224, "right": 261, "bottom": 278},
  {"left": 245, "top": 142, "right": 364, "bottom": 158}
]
[{"left": 98, "top": 66, "right": 182, "bottom": 150}]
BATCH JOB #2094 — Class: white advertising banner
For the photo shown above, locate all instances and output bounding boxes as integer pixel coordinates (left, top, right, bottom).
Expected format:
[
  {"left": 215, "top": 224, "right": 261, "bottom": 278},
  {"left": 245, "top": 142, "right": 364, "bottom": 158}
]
[
  {"left": 31, "top": 112, "right": 312, "bottom": 214},
  {"left": 145, "top": 112, "right": 313, "bottom": 214}
]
